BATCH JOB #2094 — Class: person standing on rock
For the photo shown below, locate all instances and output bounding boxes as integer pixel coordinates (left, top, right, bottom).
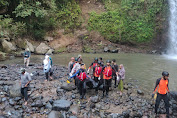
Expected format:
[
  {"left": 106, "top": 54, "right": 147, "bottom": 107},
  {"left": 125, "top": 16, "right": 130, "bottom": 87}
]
[
  {"left": 111, "top": 59, "right": 119, "bottom": 88},
  {"left": 152, "top": 71, "right": 170, "bottom": 118},
  {"left": 69, "top": 64, "right": 87, "bottom": 99},
  {"left": 87, "top": 58, "right": 98, "bottom": 75},
  {"left": 20, "top": 68, "right": 32, "bottom": 105},
  {"left": 101, "top": 60, "right": 118, "bottom": 98},
  {"left": 117, "top": 64, "right": 125, "bottom": 95},
  {"left": 70, "top": 58, "right": 82, "bottom": 87},
  {"left": 23, "top": 48, "right": 31, "bottom": 67},
  {"left": 43, "top": 55, "right": 53, "bottom": 81},
  {"left": 68, "top": 57, "right": 75, "bottom": 73}
]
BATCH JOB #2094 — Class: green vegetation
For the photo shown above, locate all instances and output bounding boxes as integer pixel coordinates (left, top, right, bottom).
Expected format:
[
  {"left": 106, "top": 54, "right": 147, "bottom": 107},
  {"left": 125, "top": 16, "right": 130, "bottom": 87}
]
[
  {"left": 0, "top": 0, "right": 82, "bottom": 40},
  {"left": 88, "top": 0, "right": 168, "bottom": 43}
]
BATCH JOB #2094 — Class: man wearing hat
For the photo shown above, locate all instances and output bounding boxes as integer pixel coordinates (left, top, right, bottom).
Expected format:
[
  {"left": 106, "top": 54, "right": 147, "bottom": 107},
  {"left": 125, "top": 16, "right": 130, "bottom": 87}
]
[{"left": 20, "top": 68, "right": 32, "bottom": 105}]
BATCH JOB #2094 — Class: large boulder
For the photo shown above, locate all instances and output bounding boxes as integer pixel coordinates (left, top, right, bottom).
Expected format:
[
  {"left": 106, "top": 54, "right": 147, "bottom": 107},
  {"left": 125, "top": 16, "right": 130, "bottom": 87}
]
[
  {"left": 26, "top": 41, "right": 35, "bottom": 52},
  {"left": 170, "top": 91, "right": 177, "bottom": 101},
  {"left": 35, "top": 43, "right": 50, "bottom": 54},
  {"left": 9, "top": 82, "right": 21, "bottom": 97},
  {"left": 52, "top": 99, "right": 72, "bottom": 111},
  {"left": 1, "top": 39, "right": 16, "bottom": 52},
  {"left": 61, "top": 83, "right": 76, "bottom": 91},
  {"left": 46, "top": 49, "right": 54, "bottom": 55},
  {"left": 0, "top": 51, "right": 6, "bottom": 61}
]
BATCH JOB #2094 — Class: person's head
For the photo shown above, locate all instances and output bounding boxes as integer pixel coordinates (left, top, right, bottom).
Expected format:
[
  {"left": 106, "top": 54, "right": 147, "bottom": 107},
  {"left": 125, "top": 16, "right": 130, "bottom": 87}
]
[
  {"left": 45, "top": 55, "right": 49, "bottom": 60},
  {"left": 71, "top": 57, "right": 75, "bottom": 62},
  {"left": 106, "top": 60, "right": 111, "bottom": 66},
  {"left": 162, "top": 71, "right": 169, "bottom": 80},
  {"left": 119, "top": 64, "right": 124, "bottom": 69},
  {"left": 20, "top": 68, "right": 26, "bottom": 74},
  {"left": 97, "top": 61, "right": 101, "bottom": 67},
  {"left": 94, "top": 57, "right": 98, "bottom": 63},
  {"left": 80, "top": 63, "right": 85, "bottom": 69},
  {"left": 112, "top": 59, "right": 116, "bottom": 64},
  {"left": 78, "top": 58, "right": 82, "bottom": 64},
  {"left": 99, "top": 57, "right": 102, "bottom": 61},
  {"left": 78, "top": 54, "right": 82, "bottom": 58}
]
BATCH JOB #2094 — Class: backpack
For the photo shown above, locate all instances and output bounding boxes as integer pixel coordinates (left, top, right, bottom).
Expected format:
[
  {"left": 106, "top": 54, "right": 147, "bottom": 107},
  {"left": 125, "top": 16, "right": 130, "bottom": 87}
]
[
  {"left": 78, "top": 72, "right": 87, "bottom": 81},
  {"left": 95, "top": 67, "right": 102, "bottom": 75},
  {"left": 104, "top": 67, "right": 112, "bottom": 77}
]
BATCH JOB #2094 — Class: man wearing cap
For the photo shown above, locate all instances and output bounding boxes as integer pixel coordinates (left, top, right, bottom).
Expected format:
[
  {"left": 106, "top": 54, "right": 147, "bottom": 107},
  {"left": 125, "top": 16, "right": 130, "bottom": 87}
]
[
  {"left": 23, "top": 48, "right": 31, "bottom": 67},
  {"left": 20, "top": 68, "right": 32, "bottom": 105}
]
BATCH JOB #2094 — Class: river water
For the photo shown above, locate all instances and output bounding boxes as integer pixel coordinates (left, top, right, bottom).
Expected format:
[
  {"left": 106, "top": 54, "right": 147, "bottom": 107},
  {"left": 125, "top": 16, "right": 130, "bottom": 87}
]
[{"left": 1, "top": 53, "right": 177, "bottom": 94}]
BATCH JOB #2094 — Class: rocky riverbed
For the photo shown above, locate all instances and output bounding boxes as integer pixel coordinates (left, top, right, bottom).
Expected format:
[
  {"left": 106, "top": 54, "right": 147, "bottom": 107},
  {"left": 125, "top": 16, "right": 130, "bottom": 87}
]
[{"left": 0, "top": 64, "right": 177, "bottom": 118}]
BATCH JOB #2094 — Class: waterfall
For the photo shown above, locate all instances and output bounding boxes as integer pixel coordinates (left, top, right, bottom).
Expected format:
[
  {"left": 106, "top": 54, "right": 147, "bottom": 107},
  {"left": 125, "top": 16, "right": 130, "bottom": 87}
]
[{"left": 167, "top": 0, "right": 177, "bottom": 55}]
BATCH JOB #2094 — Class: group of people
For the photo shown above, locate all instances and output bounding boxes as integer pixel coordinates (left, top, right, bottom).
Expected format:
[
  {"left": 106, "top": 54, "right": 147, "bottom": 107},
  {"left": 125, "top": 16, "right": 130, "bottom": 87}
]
[
  {"left": 21, "top": 50, "right": 171, "bottom": 117},
  {"left": 67, "top": 55, "right": 125, "bottom": 99}
]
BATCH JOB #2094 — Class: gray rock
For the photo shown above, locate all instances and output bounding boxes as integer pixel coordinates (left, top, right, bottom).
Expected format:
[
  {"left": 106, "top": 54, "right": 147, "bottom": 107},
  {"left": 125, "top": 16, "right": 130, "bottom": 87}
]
[
  {"left": 35, "top": 43, "right": 50, "bottom": 54},
  {"left": 90, "top": 96, "right": 99, "bottom": 103},
  {"left": 2, "top": 97, "right": 7, "bottom": 102},
  {"left": 53, "top": 99, "right": 71, "bottom": 111},
  {"left": 9, "top": 82, "right": 21, "bottom": 97},
  {"left": 104, "top": 47, "right": 110, "bottom": 52},
  {"left": 46, "top": 49, "right": 54, "bottom": 55},
  {"left": 48, "top": 111, "right": 62, "bottom": 118},
  {"left": 26, "top": 41, "right": 35, "bottom": 52},
  {"left": 31, "top": 100, "right": 43, "bottom": 108},
  {"left": 111, "top": 49, "right": 119, "bottom": 53},
  {"left": 45, "top": 102, "right": 52, "bottom": 109},
  {"left": 137, "top": 89, "right": 144, "bottom": 95},
  {"left": 1, "top": 39, "right": 16, "bottom": 52},
  {"left": 0, "top": 115, "right": 8, "bottom": 118},
  {"left": 61, "top": 83, "right": 76, "bottom": 91},
  {"left": 9, "top": 99, "right": 15, "bottom": 106},
  {"left": 44, "top": 36, "right": 54, "bottom": 42},
  {"left": 69, "top": 116, "right": 77, "bottom": 118}
]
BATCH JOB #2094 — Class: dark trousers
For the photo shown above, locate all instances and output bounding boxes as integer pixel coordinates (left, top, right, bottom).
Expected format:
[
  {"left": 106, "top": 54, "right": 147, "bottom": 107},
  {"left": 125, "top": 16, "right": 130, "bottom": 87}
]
[
  {"left": 21, "top": 87, "right": 28, "bottom": 101},
  {"left": 96, "top": 78, "right": 103, "bottom": 92},
  {"left": 155, "top": 93, "right": 169, "bottom": 115},
  {"left": 103, "top": 79, "right": 112, "bottom": 94},
  {"left": 45, "top": 68, "right": 53, "bottom": 80},
  {"left": 94, "top": 76, "right": 99, "bottom": 83},
  {"left": 78, "top": 80, "right": 86, "bottom": 97},
  {"left": 112, "top": 75, "right": 117, "bottom": 86}
]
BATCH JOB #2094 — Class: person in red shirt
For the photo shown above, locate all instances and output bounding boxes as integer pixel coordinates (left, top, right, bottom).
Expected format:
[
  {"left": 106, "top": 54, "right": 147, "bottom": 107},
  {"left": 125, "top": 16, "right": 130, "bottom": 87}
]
[
  {"left": 101, "top": 60, "right": 118, "bottom": 98},
  {"left": 152, "top": 71, "right": 170, "bottom": 118}
]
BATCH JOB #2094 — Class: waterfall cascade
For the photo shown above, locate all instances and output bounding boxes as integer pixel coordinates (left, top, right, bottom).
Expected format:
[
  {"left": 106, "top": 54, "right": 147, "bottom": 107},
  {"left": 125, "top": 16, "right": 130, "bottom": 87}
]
[{"left": 168, "top": 0, "right": 177, "bottom": 55}]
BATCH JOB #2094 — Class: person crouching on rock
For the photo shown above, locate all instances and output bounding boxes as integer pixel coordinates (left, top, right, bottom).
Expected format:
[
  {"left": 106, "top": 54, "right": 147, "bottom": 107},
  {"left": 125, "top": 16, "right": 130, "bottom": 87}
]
[
  {"left": 152, "top": 71, "right": 170, "bottom": 118},
  {"left": 43, "top": 55, "right": 53, "bottom": 81},
  {"left": 69, "top": 64, "right": 87, "bottom": 99},
  {"left": 102, "top": 60, "right": 118, "bottom": 98},
  {"left": 20, "top": 68, "right": 32, "bottom": 105}
]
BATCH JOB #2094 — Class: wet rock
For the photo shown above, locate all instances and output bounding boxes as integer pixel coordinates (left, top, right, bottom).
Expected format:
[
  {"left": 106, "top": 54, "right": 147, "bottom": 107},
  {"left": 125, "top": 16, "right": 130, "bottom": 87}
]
[
  {"left": 104, "top": 47, "right": 110, "bottom": 52},
  {"left": 2, "top": 97, "right": 7, "bottom": 102},
  {"left": 110, "top": 113, "right": 118, "bottom": 118},
  {"left": 71, "top": 94, "right": 76, "bottom": 99},
  {"left": 52, "top": 99, "right": 71, "bottom": 111},
  {"left": 69, "top": 105, "right": 79, "bottom": 115},
  {"left": 31, "top": 100, "right": 43, "bottom": 108},
  {"left": 56, "top": 87, "right": 64, "bottom": 96},
  {"left": 111, "top": 49, "right": 119, "bottom": 53},
  {"left": 137, "top": 89, "right": 144, "bottom": 95},
  {"left": 69, "top": 116, "right": 77, "bottom": 118},
  {"left": 170, "top": 91, "right": 177, "bottom": 101},
  {"left": 9, "top": 82, "right": 21, "bottom": 97},
  {"left": 61, "top": 83, "right": 76, "bottom": 91},
  {"left": 0, "top": 115, "right": 8, "bottom": 118},
  {"left": 14, "top": 97, "right": 21, "bottom": 102},
  {"left": 90, "top": 96, "right": 99, "bottom": 103},
  {"left": 9, "top": 99, "right": 15, "bottom": 106},
  {"left": 35, "top": 43, "right": 50, "bottom": 54},
  {"left": 122, "top": 110, "right": 130, "bottom": 118},
  {"left": 45, "top": 102, "right": 52, "bottom": 110},
  {"left": 48, "top": 111, "right": 62, "bottom": 118}
]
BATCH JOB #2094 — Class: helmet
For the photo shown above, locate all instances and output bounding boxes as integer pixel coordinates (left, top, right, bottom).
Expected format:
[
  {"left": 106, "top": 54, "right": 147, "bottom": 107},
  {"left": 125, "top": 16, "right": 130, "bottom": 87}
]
[
  {"left": 45, "top": 55, "right": 49, "bottom": 59},
  {"left": 94, "top": 58, "right": 98, "bottom": 61},
  {"left": 75, "top": 57, "right": 78, "bottom": 61},
  {"left": 106, "top": 60, "right": 111, "bottom": 63},
  {"left": 162, "top": 71, "right": 169, "bottom": 77},
  {"left": 98, "top": 61, "right": 101, "bottom": 65}
]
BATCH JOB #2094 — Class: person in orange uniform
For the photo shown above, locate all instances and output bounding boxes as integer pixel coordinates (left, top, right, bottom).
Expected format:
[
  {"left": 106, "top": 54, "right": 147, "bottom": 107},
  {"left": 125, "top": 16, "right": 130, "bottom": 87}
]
[
  {"left": 152, "top": 71, "right": 170, "bottom": 118},
  {"left": 101, "top": 60, "right": 118, "bottom": 98},
  {"left": 87, "top": 58, "right": 98, "bottom": 77}
]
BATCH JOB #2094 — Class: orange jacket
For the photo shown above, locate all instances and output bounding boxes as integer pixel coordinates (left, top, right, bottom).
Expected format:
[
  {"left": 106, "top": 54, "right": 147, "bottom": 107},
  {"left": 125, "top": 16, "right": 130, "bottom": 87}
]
[{"left": 154, "top": 78, "right": 169, "bottom": 95}]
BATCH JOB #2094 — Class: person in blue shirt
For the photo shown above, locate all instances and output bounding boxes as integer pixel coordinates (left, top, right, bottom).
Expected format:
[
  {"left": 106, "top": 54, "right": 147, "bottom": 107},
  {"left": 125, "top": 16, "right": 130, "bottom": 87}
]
[{"left": 23, "top": 48, "right": 31, "bottom": 67}]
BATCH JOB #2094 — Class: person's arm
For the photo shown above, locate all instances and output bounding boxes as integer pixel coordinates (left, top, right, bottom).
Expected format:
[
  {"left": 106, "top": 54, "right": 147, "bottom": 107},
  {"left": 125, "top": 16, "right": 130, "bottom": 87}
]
[
  {"left": 68, "top": 62, "right": 71, "bottom": 73},
  {"left": 25, "top": 73, "right": 32, "bottom": 87},
  {"left": 71, "top": 64, "right": 77, "bottom": 75},
  {"left": 153, "top": 78, "right": 160, "bottom": 93},
  {"left": 70, "top": 70, "right": 80, "bottom": 78},
  {"left": 88, "top": 63, "right": 93, "bottom": 70},
  {"left": 167, "top": 79, "right": 170, "bottom": 93}
]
